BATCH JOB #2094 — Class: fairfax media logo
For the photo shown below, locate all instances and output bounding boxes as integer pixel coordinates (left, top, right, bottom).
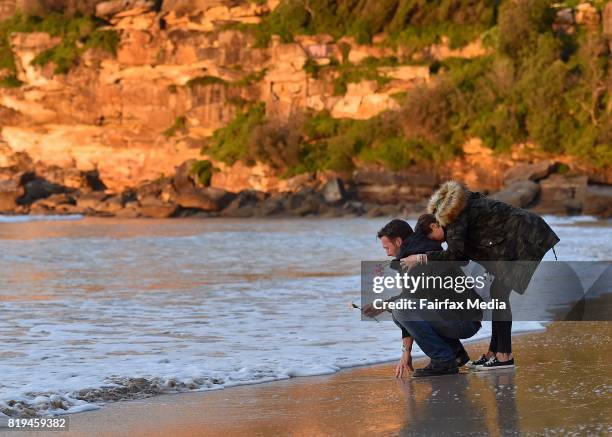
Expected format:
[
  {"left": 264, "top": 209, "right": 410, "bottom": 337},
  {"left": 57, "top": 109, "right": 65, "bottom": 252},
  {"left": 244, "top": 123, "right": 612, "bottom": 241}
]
[{"left": 371, "top": 297, "right": 507, "bottom": 311}]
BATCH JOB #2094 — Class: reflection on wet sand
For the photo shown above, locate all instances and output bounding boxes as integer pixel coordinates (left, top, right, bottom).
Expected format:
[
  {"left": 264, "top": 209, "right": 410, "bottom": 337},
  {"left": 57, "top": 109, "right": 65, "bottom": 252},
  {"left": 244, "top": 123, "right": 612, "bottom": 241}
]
[{"left": 47, "top": 322, "right": 610, "bottom": 437}]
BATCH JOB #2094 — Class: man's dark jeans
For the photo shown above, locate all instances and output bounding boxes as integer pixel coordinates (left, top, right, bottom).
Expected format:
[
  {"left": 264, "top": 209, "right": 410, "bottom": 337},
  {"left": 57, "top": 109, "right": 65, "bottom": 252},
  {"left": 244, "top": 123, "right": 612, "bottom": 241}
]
[{"left": 394, "top": 318, "right": 481, "bottom": 362}]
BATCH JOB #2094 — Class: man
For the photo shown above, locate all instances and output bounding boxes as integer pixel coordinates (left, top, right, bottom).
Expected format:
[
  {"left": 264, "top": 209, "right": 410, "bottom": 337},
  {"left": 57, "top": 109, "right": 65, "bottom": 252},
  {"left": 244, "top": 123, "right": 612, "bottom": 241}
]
[
  {"left": 403, "top": 180, "right": 560, "bottom": 370},
  {"left": 364, "top": 218, "right": 482, "bottom": 378}
]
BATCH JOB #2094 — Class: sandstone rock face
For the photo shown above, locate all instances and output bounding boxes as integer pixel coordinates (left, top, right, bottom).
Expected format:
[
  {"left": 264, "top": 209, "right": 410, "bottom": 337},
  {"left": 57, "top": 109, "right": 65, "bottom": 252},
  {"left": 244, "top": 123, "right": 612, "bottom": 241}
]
[
  {"left": 352, "top": 168, "right": 438, "bottom": 205},
  {"left": 491, "top": 180, "right": 540, "bottom": 209},
  {"left": 0, "top": 179, "right": 23, "bottom": 211},
  {"left": 173, "top": 159, "right": 196, "bottom": 192},
  {"left": 447, "top": 138, "right": 513, "bottom": 192},
  {"left": 536, "top": 174, "right": 589, "bottom": 215},
  {"left": 0, "top": 1, "right": 461, "bottom": 193},
  {"left": 582, "top": 185, "right": 612, "bottom": 218},
  {"left": 96, "top": 1, "right": 154, "bottom": 18},
  {"left": 138, "top": 195, "right": 177, "bottom": 218},
  {"left": 503, "top": 161, "right": 556, "bottom": 185},
  {"left": 321, "top": 178, "right": 345, "bottom": 203},
  {"left": 30, "top": 192, "right": 76, "bottom": 214},
  {"left": 605, "top": 2, "right": 612, "bottom": 36},
  {"left": 0, "top": 1, "right": 607, "bottom": 218},
  {"left": 575, "top": 2, "right": 599, "bottom": 27},
  {"left": 174, "top": 186, "right": 233, "bottom": 211},
  {"left": 77, "top": 191, "right": 108, "bottom": 210}
]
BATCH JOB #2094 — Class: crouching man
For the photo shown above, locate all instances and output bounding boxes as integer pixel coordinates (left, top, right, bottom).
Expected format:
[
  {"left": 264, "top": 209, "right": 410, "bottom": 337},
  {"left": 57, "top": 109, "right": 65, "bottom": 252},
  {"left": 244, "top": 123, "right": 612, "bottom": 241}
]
[{"left": 364, "top": 217, "right": 482, "bottom": 378}]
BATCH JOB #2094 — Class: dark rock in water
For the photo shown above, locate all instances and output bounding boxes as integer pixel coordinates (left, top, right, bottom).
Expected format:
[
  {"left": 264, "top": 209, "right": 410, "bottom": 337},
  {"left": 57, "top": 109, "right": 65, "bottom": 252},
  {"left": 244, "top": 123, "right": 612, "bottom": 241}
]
[
  {"left": 221, "top": 190, "right": 267, "bottom": 216},
  {"left": 222, "top": 204, "right": 257, "bottom": 217},
  {"left": 0, "top": 179, "right": 24, "bottom": 212},
  {"left": 292, "top": 198, "right": 320, "bottom": 216},
  {"left": 259, "top": 196, "right": 285, "bottom": 216},
  {"left": 174, "top": 159, "right": 196, "bottom": 192},
  {"left": 352, "top": 169, "right": 437, "bottom": 204},
  {"left": 19, "top": 177, "right": 66, "bottom": 204},
  {"left": 504, "top": 161, "right": 556, "bottom": 185},
  {"left": 491, "top": 180, "right": 540, "bottom": 208},
  {"left": 534, "top": 174, "right": 588, "bottom": 215},
  {"left": 235, "top": 189, "right": 268, "bottom": 207},
  {"left": 319, "top": 205, "right": 345, "bottom": 217},
  {"left": 343, "top": 201, "right": 365, "bottom": 215},
  {"left": 173, "top": 208, "right": 218, "bottom": 218},
  {"left": 283, "top": 189, "right": 324, "bottom": 216},
  {"left": 322, "top": 178, "right": 345, "bottom": 203},
  {"left": 77, "top": 191, "right": 108, "bottom": 211},
  {"left": 175, "top": 187, "right": 234, "bottom": 212},
  {"left": 583, "top": 185, "right": 612, "bottom": 218},
  {"left": 366, "top": 204, "right": 402, "bottom": 218}
]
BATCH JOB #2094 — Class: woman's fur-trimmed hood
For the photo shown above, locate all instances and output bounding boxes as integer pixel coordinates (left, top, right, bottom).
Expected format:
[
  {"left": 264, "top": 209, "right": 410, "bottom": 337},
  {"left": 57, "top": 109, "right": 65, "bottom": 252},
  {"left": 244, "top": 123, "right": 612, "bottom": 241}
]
[{"left": 427, "top": 181, "right": 468, "bottom": 227}]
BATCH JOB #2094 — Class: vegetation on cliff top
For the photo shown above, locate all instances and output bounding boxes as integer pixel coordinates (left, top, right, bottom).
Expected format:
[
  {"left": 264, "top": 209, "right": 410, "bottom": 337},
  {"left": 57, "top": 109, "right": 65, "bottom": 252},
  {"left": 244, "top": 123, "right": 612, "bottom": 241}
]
[
  {"left": 205, "top": 0, "right": 611, "bottom": 172},
  {"left": 244, "top": 0, "right": 495, "bottom": 47},
  {"left": 0, "top": 12, "right": 118, "bottom": 81},
  {"left": 204, "top": 99, "right": 456, "bottom": 176}
]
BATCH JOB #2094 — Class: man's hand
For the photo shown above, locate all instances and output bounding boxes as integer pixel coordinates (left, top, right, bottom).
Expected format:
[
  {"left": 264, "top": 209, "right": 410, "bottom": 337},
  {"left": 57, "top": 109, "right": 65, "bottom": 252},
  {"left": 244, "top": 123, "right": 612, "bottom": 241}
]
[
  {"left": 361, "top": 303, "right": 385, "bottom": 318},
  {"left": 395, "top": 351, "right": 414, "bottom": 378}
]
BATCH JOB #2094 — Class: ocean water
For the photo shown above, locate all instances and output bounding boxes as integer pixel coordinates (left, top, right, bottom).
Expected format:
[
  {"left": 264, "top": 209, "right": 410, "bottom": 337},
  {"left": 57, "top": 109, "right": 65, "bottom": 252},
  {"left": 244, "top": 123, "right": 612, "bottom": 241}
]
[{"left": 0, "top": 215, "right": 608, "bottom": 417}]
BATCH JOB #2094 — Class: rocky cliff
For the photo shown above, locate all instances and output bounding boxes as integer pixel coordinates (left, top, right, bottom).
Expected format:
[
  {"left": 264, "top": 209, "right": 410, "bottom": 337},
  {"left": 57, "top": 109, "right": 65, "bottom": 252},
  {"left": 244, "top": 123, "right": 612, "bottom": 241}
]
[{"left": 0, "top": 0, "right": 610, "bottom": 218}]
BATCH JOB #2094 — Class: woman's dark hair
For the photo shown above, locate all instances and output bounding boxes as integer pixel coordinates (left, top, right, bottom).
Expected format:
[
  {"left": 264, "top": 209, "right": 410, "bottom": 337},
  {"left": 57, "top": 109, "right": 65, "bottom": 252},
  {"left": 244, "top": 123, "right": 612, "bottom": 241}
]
[
  {"left": 377, "top": 219, "right": 413, "bottom": 241},
  {"left": 415, "top": 214, "right": 439, "bottom": 235}
]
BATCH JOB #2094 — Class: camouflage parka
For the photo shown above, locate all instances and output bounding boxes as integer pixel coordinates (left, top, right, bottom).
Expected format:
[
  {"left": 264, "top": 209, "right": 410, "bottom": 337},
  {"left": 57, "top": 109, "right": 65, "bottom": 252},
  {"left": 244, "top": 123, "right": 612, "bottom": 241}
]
[{"left": 425, "top": 181, "right": 560, "bottom": 293}]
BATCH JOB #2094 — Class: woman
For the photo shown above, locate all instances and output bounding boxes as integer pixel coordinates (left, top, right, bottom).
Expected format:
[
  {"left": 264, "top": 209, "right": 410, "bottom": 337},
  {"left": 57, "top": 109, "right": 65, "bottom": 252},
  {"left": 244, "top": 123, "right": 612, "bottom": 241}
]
[{"left": 403, "top": 181, "right": 560, "bottom": 369}]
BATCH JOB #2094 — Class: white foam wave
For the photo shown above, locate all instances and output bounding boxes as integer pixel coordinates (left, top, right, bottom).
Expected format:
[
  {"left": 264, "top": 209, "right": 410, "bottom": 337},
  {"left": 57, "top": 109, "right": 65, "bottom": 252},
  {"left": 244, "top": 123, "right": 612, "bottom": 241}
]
[{"left": 0, "top": 215, "right": 84, "bottom": 223}]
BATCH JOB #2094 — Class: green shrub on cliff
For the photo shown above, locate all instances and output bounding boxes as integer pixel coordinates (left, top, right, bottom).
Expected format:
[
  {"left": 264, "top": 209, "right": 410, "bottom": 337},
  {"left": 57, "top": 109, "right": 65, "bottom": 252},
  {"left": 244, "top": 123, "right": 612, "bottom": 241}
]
[
  {"left": 207, "top": 0, "right": 610, "bottom": 171},
  {"left": 186, "top": 70, "right": 268, "bottom": 89},
  {"left": 0, "top": 73, "right": 23, "bottom": 88},
  {"left": 204, "top": 104, "right": 462, "bottom": 175},
  {"left": 186, "top": 75, "right": 228, "bottom": 87},
  {"left": 332, "top": 56, "right": 396, "bottom": 95},
  {"left": 252, "top": 0, "right": 495, "bottom": 47},
  {"left": 163, "top": 115, "right": 188, "bottom": 138},
  {"left": 0, "top": 12, "right": 118, "bottom": 77},
  {"left": 189, "top": 160, "right": 215, "bottom": 186},
  {"left": 205, "top": 103, "right": 267, "bottom": 164}
]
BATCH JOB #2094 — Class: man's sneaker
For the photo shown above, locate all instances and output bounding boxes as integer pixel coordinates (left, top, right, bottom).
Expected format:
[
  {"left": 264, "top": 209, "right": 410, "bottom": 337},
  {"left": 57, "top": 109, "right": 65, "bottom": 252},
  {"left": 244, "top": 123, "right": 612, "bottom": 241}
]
[
  {"left": 413, "top": 359, "right": 459, "bottom": 378},
  {"left": 476, "top": 356, "right": 515, "bottom": 370},
  {"left": 456, "top": 350, "right": 470, "bottom": 368},
  {"left": 465, "top": 354, "right": 488, "bottom": 368}
]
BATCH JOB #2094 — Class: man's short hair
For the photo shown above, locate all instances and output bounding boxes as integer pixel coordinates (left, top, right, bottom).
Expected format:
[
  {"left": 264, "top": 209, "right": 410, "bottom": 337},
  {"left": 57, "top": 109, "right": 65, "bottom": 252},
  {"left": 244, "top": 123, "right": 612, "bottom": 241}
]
[{"left": 377, "top": 219, "right": 414, "bottom": 241}]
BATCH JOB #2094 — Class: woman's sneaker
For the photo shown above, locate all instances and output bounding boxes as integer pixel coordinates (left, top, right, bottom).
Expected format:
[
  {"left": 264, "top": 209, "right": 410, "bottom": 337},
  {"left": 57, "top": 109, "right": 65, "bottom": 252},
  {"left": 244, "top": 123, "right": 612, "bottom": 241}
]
[
  {"left": 465, "top": 354, "right": 488, "bottom": 368},
  {"left": 476, "top": 356, "right": 515, "bottom": 370}
]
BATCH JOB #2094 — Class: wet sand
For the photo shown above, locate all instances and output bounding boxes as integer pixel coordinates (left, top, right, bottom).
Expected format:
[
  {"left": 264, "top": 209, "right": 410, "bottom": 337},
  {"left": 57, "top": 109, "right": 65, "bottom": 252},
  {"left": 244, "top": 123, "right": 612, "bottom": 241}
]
[{"left": 4, "top": 322, "right": 611, "bottom": 437}]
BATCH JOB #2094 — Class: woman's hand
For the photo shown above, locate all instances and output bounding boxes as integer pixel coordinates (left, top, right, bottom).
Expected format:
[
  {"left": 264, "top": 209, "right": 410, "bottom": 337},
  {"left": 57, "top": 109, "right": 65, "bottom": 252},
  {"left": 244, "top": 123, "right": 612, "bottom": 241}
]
[
  {"left": 395, "top": 351, "right": 414, "bottom": 378},
  {"left": 400, "top": 254, "right": 427, "bottom": 269}
]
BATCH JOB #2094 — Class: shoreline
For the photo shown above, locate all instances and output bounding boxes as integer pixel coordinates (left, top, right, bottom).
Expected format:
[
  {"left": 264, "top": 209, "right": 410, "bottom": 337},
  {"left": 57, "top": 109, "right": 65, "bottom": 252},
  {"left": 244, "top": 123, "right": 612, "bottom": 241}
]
[
  {"left": 5, "top": 321, "right": 611, "bottom": 437},
  {"left": 0, "top": 213, "right": 609, "bottom": 222}
]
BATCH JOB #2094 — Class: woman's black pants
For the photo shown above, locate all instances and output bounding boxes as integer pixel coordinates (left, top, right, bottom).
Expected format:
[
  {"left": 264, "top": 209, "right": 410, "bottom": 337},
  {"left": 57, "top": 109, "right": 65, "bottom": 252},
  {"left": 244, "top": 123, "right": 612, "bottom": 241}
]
[{"left": 489, "top": 277, "right": 513, "bottom": 354}]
